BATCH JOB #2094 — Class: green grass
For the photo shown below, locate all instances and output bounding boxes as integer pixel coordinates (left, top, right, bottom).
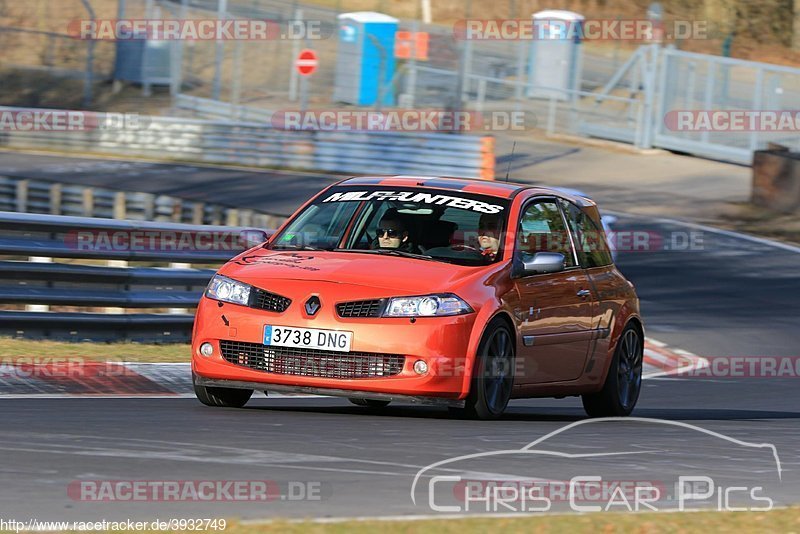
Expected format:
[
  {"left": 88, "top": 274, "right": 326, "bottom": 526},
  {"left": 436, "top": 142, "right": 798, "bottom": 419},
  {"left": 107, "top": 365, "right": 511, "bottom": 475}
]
[{"left": 0, "top": 337, "right": 190, "bottom": 362}]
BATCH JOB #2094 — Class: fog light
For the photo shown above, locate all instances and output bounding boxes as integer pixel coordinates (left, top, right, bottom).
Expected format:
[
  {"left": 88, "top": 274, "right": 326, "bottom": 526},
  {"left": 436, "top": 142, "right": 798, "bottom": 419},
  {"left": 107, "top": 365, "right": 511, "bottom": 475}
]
[
  {"left": 413, "top": 359, "right": 428, "bottom": 375},
  {"left": 199, "top": 342, "right": 214, "bottom": 357}
]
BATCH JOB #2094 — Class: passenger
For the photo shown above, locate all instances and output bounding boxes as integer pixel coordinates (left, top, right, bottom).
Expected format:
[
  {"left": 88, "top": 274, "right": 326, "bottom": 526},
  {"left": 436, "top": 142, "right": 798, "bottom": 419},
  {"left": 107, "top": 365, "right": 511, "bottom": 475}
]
[{"left": 477, "top": 213, "right": 502, "bottom": 260}]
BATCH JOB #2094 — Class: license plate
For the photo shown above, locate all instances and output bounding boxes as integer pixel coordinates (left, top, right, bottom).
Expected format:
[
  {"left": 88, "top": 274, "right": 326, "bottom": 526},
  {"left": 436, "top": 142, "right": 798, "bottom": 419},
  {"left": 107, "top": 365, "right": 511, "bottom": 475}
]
[{"left": 264, "top": 325, "right": 352, "bottom": 353}]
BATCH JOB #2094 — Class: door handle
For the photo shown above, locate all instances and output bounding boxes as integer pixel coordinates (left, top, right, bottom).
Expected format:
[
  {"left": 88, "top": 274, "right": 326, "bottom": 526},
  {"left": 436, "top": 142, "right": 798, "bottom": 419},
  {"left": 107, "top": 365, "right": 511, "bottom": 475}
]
[{"left": 576, "top": 289, "right": 591, "bottom": 298}]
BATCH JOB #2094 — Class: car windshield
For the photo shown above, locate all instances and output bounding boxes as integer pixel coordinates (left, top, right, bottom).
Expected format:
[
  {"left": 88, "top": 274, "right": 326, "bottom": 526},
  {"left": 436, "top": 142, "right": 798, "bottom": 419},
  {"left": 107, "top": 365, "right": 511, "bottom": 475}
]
[{"left": 268, "top": 187, "right": 510, "bottom": 266}]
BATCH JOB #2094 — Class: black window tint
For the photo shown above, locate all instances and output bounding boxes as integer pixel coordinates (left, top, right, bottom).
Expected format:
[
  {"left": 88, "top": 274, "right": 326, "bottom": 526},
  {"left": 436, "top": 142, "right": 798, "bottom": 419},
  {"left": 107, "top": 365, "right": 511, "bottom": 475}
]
[{"left": 561, "top": 200, "right": 613, "bottom": 268}]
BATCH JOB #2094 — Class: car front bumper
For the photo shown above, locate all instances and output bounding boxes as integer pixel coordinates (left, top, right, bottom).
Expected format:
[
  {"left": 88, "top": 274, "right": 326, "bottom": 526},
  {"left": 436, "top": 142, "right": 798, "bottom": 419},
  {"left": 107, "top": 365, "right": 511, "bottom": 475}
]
[
  {"left": 191, "top": 295, "right": 478, "bottom": 400},
  {"left": 192, "top": 374, "right": 466, "bottom": 407}
]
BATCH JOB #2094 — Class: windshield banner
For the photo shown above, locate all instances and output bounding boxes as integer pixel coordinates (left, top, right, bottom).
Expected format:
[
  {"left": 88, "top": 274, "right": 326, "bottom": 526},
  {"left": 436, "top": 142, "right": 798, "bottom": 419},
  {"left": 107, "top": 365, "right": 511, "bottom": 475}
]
[{"left": 322, "top": 190, "right": 505, "bottom": 214}]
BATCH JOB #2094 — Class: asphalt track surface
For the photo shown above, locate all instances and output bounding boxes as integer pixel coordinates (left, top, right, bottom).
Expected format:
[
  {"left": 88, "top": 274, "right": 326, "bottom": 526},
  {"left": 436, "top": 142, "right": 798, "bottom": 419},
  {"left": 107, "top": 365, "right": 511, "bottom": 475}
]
[
  {"left": 1, "top": 152, "right": 799, "bottom": 520},
  {"left": 1, "top": 212, "right": 799, "bottom": 521},
  {"left": 0, "top": 151, "right": 339, "bottom": 217}
]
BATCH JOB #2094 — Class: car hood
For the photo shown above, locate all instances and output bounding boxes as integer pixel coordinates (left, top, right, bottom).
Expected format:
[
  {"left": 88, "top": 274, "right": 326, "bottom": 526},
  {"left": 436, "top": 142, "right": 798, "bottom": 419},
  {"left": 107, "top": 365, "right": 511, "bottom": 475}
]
[{"left": 218, "top": 249, "right": 484, "bottom": 293}]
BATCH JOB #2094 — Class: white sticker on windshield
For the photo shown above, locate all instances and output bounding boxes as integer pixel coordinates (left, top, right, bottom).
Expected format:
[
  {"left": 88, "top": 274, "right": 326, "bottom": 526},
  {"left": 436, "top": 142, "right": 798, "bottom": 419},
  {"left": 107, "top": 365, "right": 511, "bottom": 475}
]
[{"left": 322, "top": 190, "right": 505, "bottom": 214}]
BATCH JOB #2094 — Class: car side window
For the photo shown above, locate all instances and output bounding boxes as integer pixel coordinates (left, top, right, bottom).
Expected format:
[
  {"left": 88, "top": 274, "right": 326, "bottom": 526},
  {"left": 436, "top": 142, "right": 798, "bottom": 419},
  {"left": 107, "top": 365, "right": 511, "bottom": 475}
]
[
  {"left": 516, "top": 200, "right": 576, "bottom": 268},
  {"left": 560, "top": 200, "right": 613, "bottom": 268}
]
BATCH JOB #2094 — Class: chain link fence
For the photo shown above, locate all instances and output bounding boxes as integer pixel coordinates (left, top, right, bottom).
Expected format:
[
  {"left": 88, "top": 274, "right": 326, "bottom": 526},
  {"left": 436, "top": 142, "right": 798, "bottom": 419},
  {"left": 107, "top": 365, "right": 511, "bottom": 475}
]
[{"left": 4, "top": 0, "right": 800, "bottom": 165}]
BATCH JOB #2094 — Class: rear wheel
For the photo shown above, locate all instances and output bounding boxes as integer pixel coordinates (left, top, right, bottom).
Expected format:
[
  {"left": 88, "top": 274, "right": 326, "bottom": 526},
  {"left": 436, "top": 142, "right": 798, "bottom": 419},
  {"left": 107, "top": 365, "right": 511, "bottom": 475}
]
[
  {"left": 582, "top": 323, "right": 643, "bottom": 417},
  {"left": 348, "top": 398, "right": 391, "bottom": 408},
  {"left": 193, "top": 374, "right": 253, "bottom": 408},
  {"left": 458, "top": 319, "right": 515, "bottom": 420}
]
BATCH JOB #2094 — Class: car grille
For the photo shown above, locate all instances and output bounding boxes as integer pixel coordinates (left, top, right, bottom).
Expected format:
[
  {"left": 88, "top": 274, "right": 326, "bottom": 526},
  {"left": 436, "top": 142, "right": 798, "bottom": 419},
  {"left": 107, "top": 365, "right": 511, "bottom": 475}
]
[
  {"left": 219, "top": 340, "right": 405, "bottom": 379},
  {"left": 249, "top": 287, "right": 291, "bottom": 313},
  {"left": 336, "top": 299, "right": 385, "bottom": 318}
]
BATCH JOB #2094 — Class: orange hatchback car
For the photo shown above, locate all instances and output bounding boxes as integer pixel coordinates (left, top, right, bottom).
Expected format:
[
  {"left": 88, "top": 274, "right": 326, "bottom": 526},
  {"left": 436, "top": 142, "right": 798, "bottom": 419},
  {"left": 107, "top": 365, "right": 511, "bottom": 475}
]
[{"left": 192, "top": 176, "right": 643, "bottom": 419}]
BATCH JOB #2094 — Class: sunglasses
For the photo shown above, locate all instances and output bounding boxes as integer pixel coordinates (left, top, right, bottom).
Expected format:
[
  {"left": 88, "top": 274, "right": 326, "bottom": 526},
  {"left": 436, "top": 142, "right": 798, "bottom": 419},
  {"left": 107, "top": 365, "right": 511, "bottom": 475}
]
[
  {"left": 378, "top": 228, "right": 401, "bottom": 238},
  {"left": 479, "top": 223, "right": 499, "bottom": 232}
]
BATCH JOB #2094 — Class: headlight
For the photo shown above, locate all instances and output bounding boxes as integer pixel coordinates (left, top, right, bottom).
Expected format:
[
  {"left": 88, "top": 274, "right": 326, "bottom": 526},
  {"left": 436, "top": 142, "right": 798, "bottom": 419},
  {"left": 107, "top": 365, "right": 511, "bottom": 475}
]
[
  {"left": 205, "top": 275, "right": 251, "bottom": 306},
  {"left": 383, "top": 294, "right": 473, "bottom": 317}
]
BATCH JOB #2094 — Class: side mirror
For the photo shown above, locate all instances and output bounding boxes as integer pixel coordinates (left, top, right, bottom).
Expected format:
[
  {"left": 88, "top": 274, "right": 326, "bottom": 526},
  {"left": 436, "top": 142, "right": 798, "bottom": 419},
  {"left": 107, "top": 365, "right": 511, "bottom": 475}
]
[
  {"left": 241, "top": 229, "right": 271, "bottom": 248},
  {"left": 519, "top": 252, "right": 565, "bottom": 276}
]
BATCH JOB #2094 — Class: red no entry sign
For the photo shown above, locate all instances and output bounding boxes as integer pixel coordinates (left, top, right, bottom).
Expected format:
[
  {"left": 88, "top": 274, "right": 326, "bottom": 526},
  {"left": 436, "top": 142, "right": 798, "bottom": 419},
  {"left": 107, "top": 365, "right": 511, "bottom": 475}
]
[{"left": 295, "top": 49, "right": 318, "bottom": 76}]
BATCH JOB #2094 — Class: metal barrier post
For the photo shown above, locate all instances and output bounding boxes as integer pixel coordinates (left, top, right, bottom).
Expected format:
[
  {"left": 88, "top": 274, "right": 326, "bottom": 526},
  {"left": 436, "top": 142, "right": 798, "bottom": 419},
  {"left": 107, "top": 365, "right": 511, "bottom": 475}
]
[
  {"left": 476, "top": 78, "right": 487, "bottom": 112},
  {"left": 514, "top": 41, "right": 526, "bottom": 111},
  {"left": 26, "top": 256, "right": 53, "bottom": 313},
  {"left": 750, "top": 66, "right": 765, "bottom": 152},
  {"left": 639, "top": 44, "right": 659, "bottom": 149},
  {"left": 79, "top": 0, "right": 95, "bottom": 106},
  {"left": 547, "top": 95, "right": 557, "bottom": 136},
  {"left": 169, "top": 262, "right": 192, "bottom": 315},
  {"left": 105, "top": 260, "right": 127, "bottom": 314},
  {"left": 231, "top": 40, "right": 244, "bottom": 107},
  {"left": 403, "top": 20, "right": 419, "bottom": 109},
  {"left": 652, "top": 46, "right": 670, "bottom": 150},
  {"left": 50, "top": 184, "right": 62, "bottom": 215},
  {"left": 15, "top": 180, "right": 28, "bottom": 212},
  {"left": 211, "top": 0, "right": 228, "bottom": 100},
  {"left": 142, "top": 0, "right": 154, "bottom": 97},
  {"left": 288, "top": 8, "right": 303, "bottom": 102},
  {"left": 460, "top": 38, "right": 474, "bottom": 102},
  {"left": 634, "top": 100, "right": 645, "bottom": 148},
  {"left": 169, "top": 0, "right": 188, "bottom": 96},
  {"left": 701, "top": 58, "right": 716, "bottom": 145}
]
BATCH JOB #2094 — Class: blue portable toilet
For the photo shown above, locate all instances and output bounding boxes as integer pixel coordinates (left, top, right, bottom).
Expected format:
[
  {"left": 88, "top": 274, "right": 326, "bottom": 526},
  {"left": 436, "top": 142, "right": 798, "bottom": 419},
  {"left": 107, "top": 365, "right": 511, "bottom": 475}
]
[
  {"left": 527, "top": 10, "right": 584, "bottom": 100},
  {"left": 333, "top": 12, "right": 398, "bottom": 106}
]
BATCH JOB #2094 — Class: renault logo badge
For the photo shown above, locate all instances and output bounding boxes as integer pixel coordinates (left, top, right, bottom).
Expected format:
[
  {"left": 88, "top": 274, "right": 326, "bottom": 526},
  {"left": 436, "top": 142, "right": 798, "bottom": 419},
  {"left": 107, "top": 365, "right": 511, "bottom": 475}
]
[{"left": 305, "top": 296, "right": 321, "bottom": 316}]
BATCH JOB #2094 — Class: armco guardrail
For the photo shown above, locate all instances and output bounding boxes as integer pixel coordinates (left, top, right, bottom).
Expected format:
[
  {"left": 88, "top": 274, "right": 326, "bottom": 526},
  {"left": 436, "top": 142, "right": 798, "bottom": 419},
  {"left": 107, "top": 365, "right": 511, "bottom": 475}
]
[
  {"left": 0, "top": 106, "right": 495, "bottom": 179},
  {"left": 0, "top": 211, "right": 274, "bottom": 343},
  {"left": 0, "top": 174, "right": 285, "bottom": 228}
]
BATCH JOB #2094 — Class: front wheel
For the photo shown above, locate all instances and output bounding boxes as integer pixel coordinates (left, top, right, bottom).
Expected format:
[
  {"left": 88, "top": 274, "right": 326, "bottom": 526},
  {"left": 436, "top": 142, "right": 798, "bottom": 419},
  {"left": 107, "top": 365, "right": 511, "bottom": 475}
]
[
  {"left": 458, "top": 319, "right": 515, "bottom": 420},
  {"left": 582, "top": 323, "right": 643, "bottom": 417},
  {"left": 193, "top": 374, "right": 253, "bottom": 408}
]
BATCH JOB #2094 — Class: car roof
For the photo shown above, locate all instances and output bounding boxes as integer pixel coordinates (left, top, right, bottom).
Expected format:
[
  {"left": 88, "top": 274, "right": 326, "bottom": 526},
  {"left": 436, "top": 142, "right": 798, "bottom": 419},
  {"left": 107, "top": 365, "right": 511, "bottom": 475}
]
[{"left": 336, "top": 175, "right": 595, "bottom": 206}]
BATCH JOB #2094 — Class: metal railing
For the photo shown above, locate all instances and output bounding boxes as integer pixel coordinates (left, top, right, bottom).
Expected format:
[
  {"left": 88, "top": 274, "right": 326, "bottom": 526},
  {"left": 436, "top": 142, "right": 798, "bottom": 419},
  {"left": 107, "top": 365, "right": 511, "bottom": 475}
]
[
  {"left": 174, "top": 94, "right": 274, "bottom": 123},
  {"left": 0, "top": 106, "right": 496, "bottom": 180},
  {"left": 654, "top": 47, "right": 800, "bottom": 163},
  {"left": 0, "top": 211, "right": 273, "bottom": 343},
  {"left": 0, "top": 174, "right": 285, "bottom": 228}
]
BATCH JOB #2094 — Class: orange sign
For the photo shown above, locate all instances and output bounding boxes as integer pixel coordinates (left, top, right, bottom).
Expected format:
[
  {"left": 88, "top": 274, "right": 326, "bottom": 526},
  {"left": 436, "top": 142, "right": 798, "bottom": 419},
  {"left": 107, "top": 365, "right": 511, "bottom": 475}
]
[{"left": 394, "top": 31, "right": 429, "bottom": 60}]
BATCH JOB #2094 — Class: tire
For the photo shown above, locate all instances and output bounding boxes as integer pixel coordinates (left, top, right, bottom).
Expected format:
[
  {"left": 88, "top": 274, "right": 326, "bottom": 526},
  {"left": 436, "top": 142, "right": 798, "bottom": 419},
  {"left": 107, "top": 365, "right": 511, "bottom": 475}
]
[
  {"left": 193, "top": 374, "right": 253, "bottom": 408},
  {"left": 582, "top": 323, "right": 643, "bottom": 417},
  {"left": 458, "top": 319, "right": 515, "bottom": 420},
  {"left": 349, "top": 398, "right": 391, "bottom": 408}
]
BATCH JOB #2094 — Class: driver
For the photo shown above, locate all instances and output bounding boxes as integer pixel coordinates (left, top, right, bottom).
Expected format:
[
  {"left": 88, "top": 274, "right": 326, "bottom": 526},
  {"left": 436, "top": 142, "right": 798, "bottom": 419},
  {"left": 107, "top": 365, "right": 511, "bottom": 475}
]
[
  {"left": 376, "top": 209, "right": 418, "bottom": 252},
  {"left": 478, "top": 213, "right": 501, "bottom": 260}
]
